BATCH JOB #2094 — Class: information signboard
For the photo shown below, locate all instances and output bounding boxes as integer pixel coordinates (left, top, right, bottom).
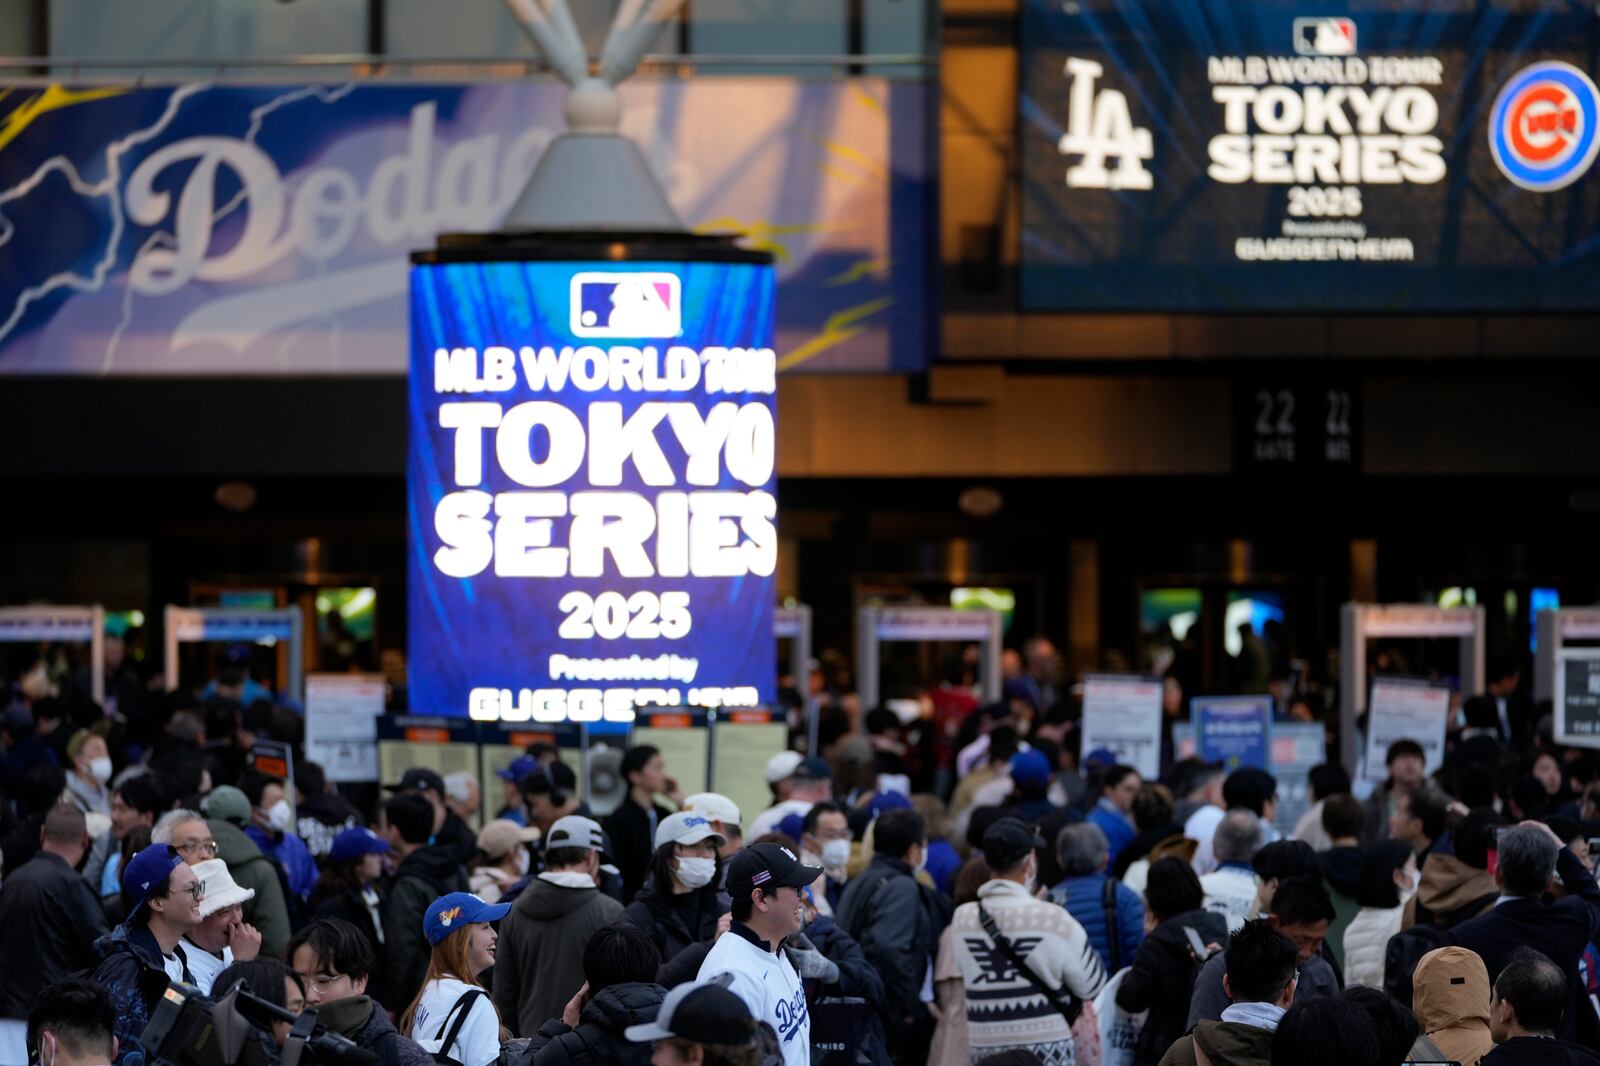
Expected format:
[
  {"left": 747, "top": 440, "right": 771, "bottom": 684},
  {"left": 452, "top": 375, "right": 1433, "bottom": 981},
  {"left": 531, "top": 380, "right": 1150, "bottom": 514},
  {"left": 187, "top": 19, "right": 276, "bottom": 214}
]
[
  {"left": 1362, "top": 676, "right": 1451, "bottom": 781},
  {"left": 1193, "top": 695, "right": 1272, "bottom": 771},
  {"left": 304, "top": 674, "right": 385, "bottom": 784},
  {"left": 1556, "top": 649, "right": 1600, "bottom": 749},
  {"left": 1081, "top": 674, "right": 1164, "bottom": 779}
]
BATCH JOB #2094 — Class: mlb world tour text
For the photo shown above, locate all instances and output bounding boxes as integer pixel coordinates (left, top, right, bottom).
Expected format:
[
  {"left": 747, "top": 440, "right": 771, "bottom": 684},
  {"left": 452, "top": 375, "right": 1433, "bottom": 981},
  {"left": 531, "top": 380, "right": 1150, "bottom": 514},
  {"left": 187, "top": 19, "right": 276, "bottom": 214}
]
[{"left": 427, "top": 340, "right": 777, "bottom": 721}]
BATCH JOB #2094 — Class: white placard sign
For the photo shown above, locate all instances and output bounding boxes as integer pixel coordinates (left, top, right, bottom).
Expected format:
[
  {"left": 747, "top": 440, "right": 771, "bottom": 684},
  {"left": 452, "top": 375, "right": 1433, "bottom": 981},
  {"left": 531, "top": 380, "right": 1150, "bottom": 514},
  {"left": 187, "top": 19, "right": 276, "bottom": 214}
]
[
  {"left": 1081, "top": 674, "right": 1164, "bottom": 779},
  {"left": 305, "top": 673, "right": 385, "bottom": 783},
  {"left": 1362, "top": 676, "right": 1451, "bottom": 782}
]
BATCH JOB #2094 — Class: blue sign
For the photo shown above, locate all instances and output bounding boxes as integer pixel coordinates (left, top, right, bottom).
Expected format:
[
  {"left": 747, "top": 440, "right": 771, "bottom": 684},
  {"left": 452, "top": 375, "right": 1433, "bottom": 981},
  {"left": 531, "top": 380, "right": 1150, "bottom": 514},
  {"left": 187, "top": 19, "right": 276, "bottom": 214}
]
[
  {"left": 0, "top": 80, "right": 929, "bottom": 374},
  {"left": 1020, "top": 0, "right": 1600, "bottom": 311},
  {"left": 1192, "top": 695, "right": 1271, "bottom": 770},
  {"left": 407, "top": 256, "right": 777, "bottom": 725}
]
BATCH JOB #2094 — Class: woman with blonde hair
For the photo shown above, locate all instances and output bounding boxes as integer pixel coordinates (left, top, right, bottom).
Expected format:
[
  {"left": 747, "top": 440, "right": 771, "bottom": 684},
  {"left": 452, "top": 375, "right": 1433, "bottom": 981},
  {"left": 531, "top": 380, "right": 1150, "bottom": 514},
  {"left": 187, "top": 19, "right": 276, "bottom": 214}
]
[{"left": 402, "top": 892, "right": 509, "bottom": 1066}]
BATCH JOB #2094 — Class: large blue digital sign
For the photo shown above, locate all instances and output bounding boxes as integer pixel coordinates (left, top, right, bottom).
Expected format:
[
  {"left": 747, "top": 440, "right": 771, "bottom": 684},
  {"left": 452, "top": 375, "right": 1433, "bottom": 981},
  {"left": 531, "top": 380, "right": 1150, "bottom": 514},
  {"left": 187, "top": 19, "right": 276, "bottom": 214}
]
[{"left": 407, "top": 254, "right": 776, "bottom": 723}]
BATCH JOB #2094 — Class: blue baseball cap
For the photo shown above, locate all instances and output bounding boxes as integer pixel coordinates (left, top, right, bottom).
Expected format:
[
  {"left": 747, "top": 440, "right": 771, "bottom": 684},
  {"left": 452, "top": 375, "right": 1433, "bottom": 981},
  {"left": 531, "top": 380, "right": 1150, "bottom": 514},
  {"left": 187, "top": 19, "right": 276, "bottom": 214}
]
[
  {"left": 1010, "top": 749, "right": 1052, "bottom": 788},
  {"left": 869, "top": 790, "right": 912, "bottom": 819},
  {"left": 423, "top": 892, "right": 511, "bottom": 946},
  {"left": 329, "top": 827, "right": 391, "bottom": 865},
  {"left": 775, "top": 812, "right": 805, "bottom": 843},
  {"left": 496, "top": 755, "right": 540, "bottom": 782},
  {"left": 123, "top": 842, "right": 185, "bottom": 916}
]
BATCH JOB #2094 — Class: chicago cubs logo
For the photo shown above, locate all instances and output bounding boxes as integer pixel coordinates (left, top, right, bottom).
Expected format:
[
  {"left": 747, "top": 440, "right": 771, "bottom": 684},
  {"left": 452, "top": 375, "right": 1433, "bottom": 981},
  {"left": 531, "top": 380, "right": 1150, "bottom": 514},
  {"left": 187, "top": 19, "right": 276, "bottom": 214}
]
[{"left": 1489, "top": 61, "right": 1600, "bottom": 192}]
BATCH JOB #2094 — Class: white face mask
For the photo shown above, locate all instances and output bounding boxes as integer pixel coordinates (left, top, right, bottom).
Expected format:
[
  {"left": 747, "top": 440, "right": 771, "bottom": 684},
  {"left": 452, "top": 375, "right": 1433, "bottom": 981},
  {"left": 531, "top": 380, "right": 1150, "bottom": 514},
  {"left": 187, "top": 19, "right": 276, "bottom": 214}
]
[
  {"left": 1024, "top": 858, "right": 1038, "bottom": 894},
  {"left": 1398, "top": 869, "right": 1420, "bottom": 901},
  {"left": 88, "top": 756, "right": 113, "bottom": 784},
  {"left": 516, "top": 849, "right": 532, "bottom": 877},
  {"left": 821, "top": 839, "right": 852, "bottom": 869},
  {"left": 266, "top": 799, "right": 292, "bottom": 833},
  {"left": 677, "top": 856, "right": 717, "bottom": 889}
]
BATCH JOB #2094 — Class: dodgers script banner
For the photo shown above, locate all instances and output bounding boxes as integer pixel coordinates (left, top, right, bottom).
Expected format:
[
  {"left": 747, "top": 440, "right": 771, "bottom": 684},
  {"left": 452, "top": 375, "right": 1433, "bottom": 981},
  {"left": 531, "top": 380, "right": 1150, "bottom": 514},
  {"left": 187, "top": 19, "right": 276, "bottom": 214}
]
[
  {"left": 0, "top": 79, "right": 927, "bottom": 373},
  {"left": 408, "top": 254, "right": 776, "bottom": 723},
  {"left": 1021, "top": 0, "right": 1600, "bottom": 311}
]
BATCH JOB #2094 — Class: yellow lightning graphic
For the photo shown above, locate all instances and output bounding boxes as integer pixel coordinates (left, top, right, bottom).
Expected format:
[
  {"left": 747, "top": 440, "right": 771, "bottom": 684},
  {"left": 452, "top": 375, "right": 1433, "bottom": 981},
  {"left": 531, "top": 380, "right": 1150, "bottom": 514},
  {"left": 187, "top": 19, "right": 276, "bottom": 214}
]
[
  {"left": 778, "top": 297, "right": 893, "bottom": 371},
  {"left": 0, "top": 85, "right": 129, "bottom": 154},
  {"left": 692, "top": 217, "right": 853, "bottom": 263}
]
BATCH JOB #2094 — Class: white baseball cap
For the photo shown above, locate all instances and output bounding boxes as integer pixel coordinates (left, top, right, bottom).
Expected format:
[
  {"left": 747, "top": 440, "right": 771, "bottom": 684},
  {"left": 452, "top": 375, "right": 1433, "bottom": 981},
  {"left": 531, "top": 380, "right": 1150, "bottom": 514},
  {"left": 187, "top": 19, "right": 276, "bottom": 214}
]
[
  {"left": 682, "top": 792, "right": 741, "bottom": 831},
  {"left": 654, "top": 811, "right": 725, "bottom": 850},
  {"left": 764, "top": 750, "right": 804, "bottom": 784},
  {"left": 192, "top": 858, "right": 256, "bottom": 917},
  {"left": 547, "top": 814, "right": 607, "bottom": 852}
]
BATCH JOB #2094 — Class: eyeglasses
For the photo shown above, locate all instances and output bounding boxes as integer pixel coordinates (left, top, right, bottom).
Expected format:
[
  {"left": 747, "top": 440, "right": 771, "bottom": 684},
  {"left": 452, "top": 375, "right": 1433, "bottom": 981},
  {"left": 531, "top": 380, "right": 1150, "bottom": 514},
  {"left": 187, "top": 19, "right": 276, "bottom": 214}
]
[
  {"left": 308, "top": 973, "right": 349, "bottom": 991},
  {"left": 175, "top": 839, "right": 218, "bottom": 857},
  {"left": 177, "top": 880, "right": 205, "bottom": 901}
]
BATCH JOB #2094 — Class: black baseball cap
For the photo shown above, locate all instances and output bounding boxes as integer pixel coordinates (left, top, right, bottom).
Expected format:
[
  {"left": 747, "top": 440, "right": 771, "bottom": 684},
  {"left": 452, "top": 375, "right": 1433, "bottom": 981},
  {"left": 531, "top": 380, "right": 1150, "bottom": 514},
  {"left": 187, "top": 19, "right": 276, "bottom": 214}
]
[
  {"left": 624, "top": 980, "right": 756, "bottom": 1045},
  {"left": 519, "top": 761, "right": 577, "bottom": 795},
  {"left": 791, "top": 756, "right": 833, "bottom": 781},
  {"left": 387, "top": 768, "right": 446, "bottom": 795},
  {"left": 982, "top": 816, "right": 1044, "bottom": 870},
  {"left": 726, "top": 842, "right": 823, "bottom": 900}
]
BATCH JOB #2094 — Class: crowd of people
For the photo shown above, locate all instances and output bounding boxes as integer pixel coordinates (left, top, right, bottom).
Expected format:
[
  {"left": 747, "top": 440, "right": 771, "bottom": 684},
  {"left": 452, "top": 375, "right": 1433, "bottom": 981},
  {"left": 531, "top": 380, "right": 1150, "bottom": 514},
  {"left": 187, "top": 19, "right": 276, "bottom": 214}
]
[{"left": 3, "top": 639, "right": 1600, "bottom": 1066}]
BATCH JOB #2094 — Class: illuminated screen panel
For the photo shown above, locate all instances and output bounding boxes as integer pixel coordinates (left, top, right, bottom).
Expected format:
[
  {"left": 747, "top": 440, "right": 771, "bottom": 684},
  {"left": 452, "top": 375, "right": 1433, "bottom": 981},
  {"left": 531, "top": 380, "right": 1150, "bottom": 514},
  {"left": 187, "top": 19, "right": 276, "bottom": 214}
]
[{"left": 407, "top": 257, "right": 777, "bottom": 726}]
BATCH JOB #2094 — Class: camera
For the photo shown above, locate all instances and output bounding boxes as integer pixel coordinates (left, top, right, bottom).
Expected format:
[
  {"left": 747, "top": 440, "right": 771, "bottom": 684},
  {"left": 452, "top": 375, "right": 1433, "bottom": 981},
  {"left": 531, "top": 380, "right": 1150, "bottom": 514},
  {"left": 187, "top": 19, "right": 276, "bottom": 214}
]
[{"left": 142, "top": 982, "right": 375, "bottom": 1066}]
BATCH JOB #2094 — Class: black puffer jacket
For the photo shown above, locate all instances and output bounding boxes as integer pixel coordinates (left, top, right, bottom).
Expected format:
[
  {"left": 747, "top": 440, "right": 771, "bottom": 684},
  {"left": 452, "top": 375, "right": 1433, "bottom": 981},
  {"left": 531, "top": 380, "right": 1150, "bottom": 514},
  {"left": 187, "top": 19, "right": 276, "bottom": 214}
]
[
  {"left": 1115, "top": 907, "right": 1229, "bottom": 1066},
  {"left": 385, "top": 844, "right": 469, "bottom": 1007},
  {"left": 621, "top": 883, "right": 728, "bottom": 976},
  {"left": 521, "top": 982, "right": 665, "bottom": 1066}
]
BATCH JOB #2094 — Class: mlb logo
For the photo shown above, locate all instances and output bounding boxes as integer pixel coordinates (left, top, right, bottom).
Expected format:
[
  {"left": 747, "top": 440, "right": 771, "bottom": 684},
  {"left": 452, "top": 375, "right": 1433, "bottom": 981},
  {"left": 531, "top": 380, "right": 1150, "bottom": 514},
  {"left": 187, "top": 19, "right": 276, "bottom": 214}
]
[
  {"left": 1293, "top": 17, "right": 1356, "bottom": 56},
  {"left": 570, "top": 272, "right": 682, "bottom": 339}
]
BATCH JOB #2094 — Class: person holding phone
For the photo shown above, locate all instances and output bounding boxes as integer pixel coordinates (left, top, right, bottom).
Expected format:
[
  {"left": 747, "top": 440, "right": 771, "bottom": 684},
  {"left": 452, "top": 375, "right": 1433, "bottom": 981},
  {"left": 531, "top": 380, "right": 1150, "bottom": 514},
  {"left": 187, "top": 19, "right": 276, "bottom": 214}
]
[{"left": 1116, "top": 857, "right": 1228, "bottom": 1066}]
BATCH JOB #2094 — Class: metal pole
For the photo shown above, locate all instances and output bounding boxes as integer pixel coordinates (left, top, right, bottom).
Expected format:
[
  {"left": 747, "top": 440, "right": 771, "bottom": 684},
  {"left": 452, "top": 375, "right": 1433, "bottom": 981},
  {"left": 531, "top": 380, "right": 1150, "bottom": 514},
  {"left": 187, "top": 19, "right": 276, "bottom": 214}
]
[
  {"left": 856, "top": 607, "right": 880, "bottom": 714},
  {"left": 90, "top": 605, "right": 106, "bottom": 707},
  {"left": 1537, "top": 609, "right": 1560, "bottom": 704},
  {"left": 1339, "top": 603, "right": 1362, "bottom": 774}
]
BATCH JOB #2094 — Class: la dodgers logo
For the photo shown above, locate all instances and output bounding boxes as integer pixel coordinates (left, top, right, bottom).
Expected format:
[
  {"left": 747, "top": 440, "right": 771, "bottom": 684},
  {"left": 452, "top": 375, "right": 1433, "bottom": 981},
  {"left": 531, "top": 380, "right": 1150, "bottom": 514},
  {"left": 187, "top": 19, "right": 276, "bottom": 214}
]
[
  {"left": 1489, "top": 61, "right": 1600, "bottom": 192},
  {"left": 1057, "top": 57, "right": 1154, "bottom": 191}
]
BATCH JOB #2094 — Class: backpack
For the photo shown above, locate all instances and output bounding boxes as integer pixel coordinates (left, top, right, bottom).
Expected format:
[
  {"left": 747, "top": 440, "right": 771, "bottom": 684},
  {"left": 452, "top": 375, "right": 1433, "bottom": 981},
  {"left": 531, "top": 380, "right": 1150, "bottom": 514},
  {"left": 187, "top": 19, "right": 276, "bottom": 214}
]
[
  {"left": 1382, "top": 891, "right": 1497, "bottom": 1003},
  {"left": 416, "top": 989, "right": 488, "bottom": 1066}
]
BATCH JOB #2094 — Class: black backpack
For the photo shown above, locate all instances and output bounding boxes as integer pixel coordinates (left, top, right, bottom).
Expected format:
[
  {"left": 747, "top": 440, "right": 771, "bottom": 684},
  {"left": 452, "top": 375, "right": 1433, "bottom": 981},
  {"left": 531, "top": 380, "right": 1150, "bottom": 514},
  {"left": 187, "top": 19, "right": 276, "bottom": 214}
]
[{"left": 1382, "top": 890, "right": 1498, "bottom": 1002}]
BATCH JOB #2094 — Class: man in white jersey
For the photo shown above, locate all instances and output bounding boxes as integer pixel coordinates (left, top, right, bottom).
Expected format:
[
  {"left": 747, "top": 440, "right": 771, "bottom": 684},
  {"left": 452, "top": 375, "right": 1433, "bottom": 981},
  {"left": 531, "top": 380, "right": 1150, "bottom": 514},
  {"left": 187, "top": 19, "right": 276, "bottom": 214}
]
[{"left": 696, "top": 842, "right": 822, "bottom": 1066}]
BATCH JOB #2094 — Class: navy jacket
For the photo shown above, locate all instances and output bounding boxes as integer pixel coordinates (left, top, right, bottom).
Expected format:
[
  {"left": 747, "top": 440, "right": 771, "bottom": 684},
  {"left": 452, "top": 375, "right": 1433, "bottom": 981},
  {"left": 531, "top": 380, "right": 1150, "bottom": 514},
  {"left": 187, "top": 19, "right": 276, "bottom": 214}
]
[
  {"left": 1451, "top": 847, "right": 1600, "bottom": 1048},
  {"left": 91, "top": 924, "right": 192, "bottom": 1066}
]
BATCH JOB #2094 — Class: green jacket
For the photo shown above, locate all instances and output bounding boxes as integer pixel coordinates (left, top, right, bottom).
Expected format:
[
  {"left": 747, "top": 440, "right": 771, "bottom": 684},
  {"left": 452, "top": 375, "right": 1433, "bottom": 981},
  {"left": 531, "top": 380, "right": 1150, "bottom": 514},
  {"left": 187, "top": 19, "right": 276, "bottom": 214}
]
[
  {"left": 1159, "top": 1020, "right": 1275, "bottom": 1066},
  {"left": 210, "top": 818, "right": 293, "bottom": 956}
]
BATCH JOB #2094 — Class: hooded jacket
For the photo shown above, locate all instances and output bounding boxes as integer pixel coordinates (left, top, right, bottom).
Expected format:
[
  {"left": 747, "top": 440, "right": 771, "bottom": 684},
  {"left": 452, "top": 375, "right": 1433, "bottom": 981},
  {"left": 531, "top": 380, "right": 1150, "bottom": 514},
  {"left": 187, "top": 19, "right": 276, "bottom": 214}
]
[
  {"left": 209, "top": 818, "right": 293, "bottom": 956},
  {"left": 1117, "top": 908, "right": 1230, "bottom": 1066},
  {"left": 91, "top": 923, "right": 191, "bottom": 1066},
  {"left": 1406, "top": 852, "right": 1498, "bottom": 929},
  {"left": 1158, "top": 1019, "right": 1276, "bottom": 1066},
  {"left": 521, "top": 982, "right": 665, "bottom": 1066},
  {"left": 1411, "top": 946, "right": 1495, "bottom": 1066},
  {"left": 385, "top": 843, "right": 470, "bottom": 1009},
  {"left": 316, "top": 995, "right": 435, "bottom": 1066},
  {"left": 495, "top": 873, "right": 625, "bottom": 1038},
  {"left": 1319, "top": 844, "right": 1363, "bottom": 971}
]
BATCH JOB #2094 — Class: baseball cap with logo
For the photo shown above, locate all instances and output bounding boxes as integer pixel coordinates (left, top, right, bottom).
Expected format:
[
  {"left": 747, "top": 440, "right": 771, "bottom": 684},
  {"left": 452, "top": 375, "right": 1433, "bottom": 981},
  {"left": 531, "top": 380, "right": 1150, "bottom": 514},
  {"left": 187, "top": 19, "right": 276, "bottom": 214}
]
[
  {"left": 123, "top": 842, "right": 186, "bottom": 916},
  {"left": 387, "top": 767, "right": 446, "bottom": 796},
  {"left": 329, "top": 827, "right": 391, "bottom": 865},
  {"left": 654, "top": 811, "right": 724, "bottom": 851},
  {"left": 547, "top": 815, "right": 607, "bottom": 851},
  {"left": 681, "top": 793, "right": 741, "bottom": 832},
  {"left": 981, "top": 816, "right": 1045, "bottom": 871},
  {"left": 725, "top": 842, "right": 822, "bottom": 902},
  {"left": 423, "top": 892, "right": 511, "bottom": 945},
  {"left": 624, "top": 979, "right": 756, "bottom": 1045}
]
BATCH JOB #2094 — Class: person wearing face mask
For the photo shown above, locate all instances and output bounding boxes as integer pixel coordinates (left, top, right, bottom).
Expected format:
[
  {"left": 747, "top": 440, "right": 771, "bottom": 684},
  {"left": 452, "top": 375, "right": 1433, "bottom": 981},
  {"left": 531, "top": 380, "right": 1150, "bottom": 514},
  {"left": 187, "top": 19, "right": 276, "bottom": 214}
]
[
  {"left": 0, "top": 806, "right": 108, "bottom": 1066},
  {"left": 496, "top": 816, "right": 625, "bottom": 1039},
  {"left": 938, "top": 818, "right": 1106, "bottom": 1066},
  {"left": 239, "top": 771, "right": 318, "bottom": 901},
  {"left": 24, "top": 980, "right": 117, "bottom": 1066},
  {"left": 470, "top": 819, "right": 539, "bottom": 904},
  {"left": 1341, "top": 840, "right": 1418, "bottom": 989},
  {"left": 63, "top": 731, "right": 113, "bottom": 818},
  {"left": 621, "top": 814, "right": 732, "bottom": 985},
  {"left": 796, "top": 802, "right": 852, "bottom": 917},
  {"left": 403, "top": 893, "right": 509, "bottom": 1066}
]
